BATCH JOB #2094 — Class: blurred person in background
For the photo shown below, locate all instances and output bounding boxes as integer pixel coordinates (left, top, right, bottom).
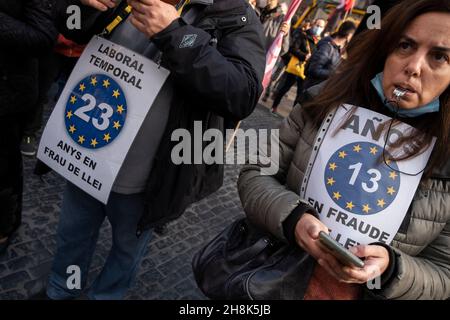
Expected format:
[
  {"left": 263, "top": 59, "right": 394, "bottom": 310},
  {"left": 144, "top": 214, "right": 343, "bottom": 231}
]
[
  {"left": 271, "top": 18, "right": 326, "bottom": 113},
  {"left": 303, "top": 20, "right": 356, "bottom": 91},
  {"left": 259, "top": 0, "right": 290, "bottom": 102},
  {"left": 0, "top": 0, "right": 57, "bottom": 254},
  {"left": 20, "top": 34, "right": 85, "bottom": 157}
]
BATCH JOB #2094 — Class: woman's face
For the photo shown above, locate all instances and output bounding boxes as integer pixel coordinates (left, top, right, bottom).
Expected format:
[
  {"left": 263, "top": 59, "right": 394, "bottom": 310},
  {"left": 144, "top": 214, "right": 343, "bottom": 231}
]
[{"left": 383, "top": 12, "right": 450, "bottom": 109}]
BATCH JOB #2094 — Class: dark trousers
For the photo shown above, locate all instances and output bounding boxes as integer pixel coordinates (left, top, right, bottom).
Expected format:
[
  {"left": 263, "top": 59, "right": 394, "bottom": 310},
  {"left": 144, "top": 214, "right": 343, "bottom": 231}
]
[
  {"left": 272, "top": 72, "right": 304, "bottom": 110},
  {"left": 0, "top": 115, "right": 24, "bottom": 237},
  {"left": 23, "top": 53, "right": 76, "bottom": 137}
]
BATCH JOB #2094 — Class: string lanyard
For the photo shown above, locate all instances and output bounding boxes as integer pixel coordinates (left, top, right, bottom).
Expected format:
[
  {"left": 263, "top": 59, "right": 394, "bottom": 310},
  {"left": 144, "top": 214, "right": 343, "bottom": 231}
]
[
  {"left": 177, "top": 0, "right": 191, "bottom": 14},
  {"left": 381, "top": 97, "right": 428, "bottom": 177},
  {"left": 103, "top": 4, "right": 133, "bottom": 36}
]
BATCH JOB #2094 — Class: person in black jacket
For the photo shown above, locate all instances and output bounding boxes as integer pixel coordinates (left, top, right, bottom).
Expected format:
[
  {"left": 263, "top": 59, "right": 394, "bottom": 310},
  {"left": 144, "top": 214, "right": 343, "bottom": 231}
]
[
  {"left": 38, "top": 0, "right": 265, "bottom": 300},
  {"left": 271, "top": 19, "right": 325, "bottom": 113},
  {"left": 0, "top": 0, "right": 58, "bottom": 254},
  {"left": 303, "top": 20, "right": 356, "bottom": 91}
]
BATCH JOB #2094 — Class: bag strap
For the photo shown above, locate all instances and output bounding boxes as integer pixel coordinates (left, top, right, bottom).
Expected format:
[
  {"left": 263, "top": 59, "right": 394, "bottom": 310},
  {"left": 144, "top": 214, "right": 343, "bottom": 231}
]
[
  {"left": 226, "top": 222, "right": 274, "bottom": 265},
  {"left": 227, "top": 237, "right": 272, "bottom": 264},
  {"left": 101, "top": 3, "right": 132, "bottom": 36},
  {"left": 181, "top": 3, "right": 203, "bottom": 25}
]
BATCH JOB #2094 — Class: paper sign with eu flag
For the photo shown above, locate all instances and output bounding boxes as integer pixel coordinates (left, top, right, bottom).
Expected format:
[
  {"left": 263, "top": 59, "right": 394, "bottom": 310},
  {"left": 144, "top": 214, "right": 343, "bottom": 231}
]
[
  {"left": 300, "top": 105, "right": 435, "bottom": 248},
  {"left": 38, "top": 36, "right": 170, "bottom": 204}
]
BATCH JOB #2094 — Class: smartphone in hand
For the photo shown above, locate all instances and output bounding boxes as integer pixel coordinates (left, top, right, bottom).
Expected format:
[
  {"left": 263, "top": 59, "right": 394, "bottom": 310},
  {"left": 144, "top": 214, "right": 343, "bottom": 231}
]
[{"left": 318, "top": 231, "right": 365, "bottom": 268}]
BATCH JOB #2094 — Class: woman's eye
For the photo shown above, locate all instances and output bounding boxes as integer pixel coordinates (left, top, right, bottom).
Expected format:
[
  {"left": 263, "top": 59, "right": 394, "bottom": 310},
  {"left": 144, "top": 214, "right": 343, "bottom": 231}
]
[
  {"left": 432, "top": 52, "right": 450, "bottom": 64},
  {"left": 398, "top": 42, "right": 412, "bottom": 51}
]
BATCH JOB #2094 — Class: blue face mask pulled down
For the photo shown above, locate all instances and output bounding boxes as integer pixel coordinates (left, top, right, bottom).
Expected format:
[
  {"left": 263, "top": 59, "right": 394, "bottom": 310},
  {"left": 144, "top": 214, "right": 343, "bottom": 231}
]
[{"left": 370, "top": 72, "right": 440, "bottom": 117}]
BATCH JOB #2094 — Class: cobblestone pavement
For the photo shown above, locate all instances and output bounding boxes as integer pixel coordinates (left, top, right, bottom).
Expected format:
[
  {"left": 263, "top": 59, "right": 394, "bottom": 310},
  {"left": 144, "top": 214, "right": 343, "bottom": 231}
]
[{"left": 0, "top": 98, "right": 290, "bottom": 300}]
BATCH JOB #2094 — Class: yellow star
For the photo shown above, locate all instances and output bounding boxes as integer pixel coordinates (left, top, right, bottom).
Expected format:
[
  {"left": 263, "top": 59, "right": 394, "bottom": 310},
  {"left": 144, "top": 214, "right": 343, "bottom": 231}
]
[
  {"left": 70, "top": 96, "right": 77, "bottom": 104},
  {"left": 338, "top": 151, "right": 347, "bottom": 159},
  {"left": 346, "top": 201, "right": 355, "bottom": 211},
  {"left": 362, "top": 204, "right": 371, "bottom": 214},
  {"left": 69, "top": 125, "right": 76, "bottom": 134},
  {"left": 66, "top": 110, "right": 73, "bottom": 119},
  {"left": 377, "top": 199, "right": 386, "bottom": 208},
  {"left": 389, "top": 171, "right": 398, "bottom": 180},
  {"left": 353, "top": 144, "right": 362, "bottom": 153},
  {"left": 90, "top": 138, "right": 98, "bottom": 148},
  {"left": 329, "top": 162, "right": 337, "bottom": 171},
  {"left": 327, "top": 177, "right": 336, "bottom": 186},
  {"left": 385, "top": 159, "right": 392, "bottom": 165},
  {"left": 103, "top": 133, "right": 111, "bottom": 143},
  {"left": 78, "top": 135, "right": 85, "bottom": 144},
  {"left": 333, "top": 191, "right": 342, "bottom": 200},
  {"left": 116, "top": 105, "right": 125, "bottom": 114},
  {"left": 90, "top": 77, "right": 97, "bottom": 86},
  {"left": 112, "top": 89, "right": 120, "bottom": 98},
  {"left": 387, "top": 186, "right": 396, "bottom": 196},
  {"left": 103, "top": 79, "right": 111, "bottom": 88},
  {"left": 79, "top": 83, "right": 86, "bottom": 92},
  {"left": 113, "top": 121, "right": 121, "bottom": 130},
  {"left": 370, "top": 146, "right": 378, "bottom": 155}
]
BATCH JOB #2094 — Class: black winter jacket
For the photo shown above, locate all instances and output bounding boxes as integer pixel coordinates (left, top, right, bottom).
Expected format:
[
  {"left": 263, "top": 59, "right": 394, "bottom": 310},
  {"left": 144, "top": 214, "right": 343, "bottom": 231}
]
[
  {"left": 0, "top": 0, "right": 58, "bottom": 116},
  {"left": 304, "top": 36, "right": 341, "bottom": 90},
  {"left": 287, "top": 28, "right": 318, "bottom": 63},
  {"left": 53, "top": 0, "right": 266, "bottom": 234}
]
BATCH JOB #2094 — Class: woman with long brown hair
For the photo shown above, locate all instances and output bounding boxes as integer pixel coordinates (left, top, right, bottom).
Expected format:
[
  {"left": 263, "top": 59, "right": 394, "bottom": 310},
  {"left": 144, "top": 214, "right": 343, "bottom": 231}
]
[{"left": 238, "top": 0, "right": 450, "bottom": 299}]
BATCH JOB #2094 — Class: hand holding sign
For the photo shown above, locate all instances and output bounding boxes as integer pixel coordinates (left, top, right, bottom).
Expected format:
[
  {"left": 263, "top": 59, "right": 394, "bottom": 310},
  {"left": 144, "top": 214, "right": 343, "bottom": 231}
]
[{"left": 128, "top": 0, "right": 180, "bottom": 38}]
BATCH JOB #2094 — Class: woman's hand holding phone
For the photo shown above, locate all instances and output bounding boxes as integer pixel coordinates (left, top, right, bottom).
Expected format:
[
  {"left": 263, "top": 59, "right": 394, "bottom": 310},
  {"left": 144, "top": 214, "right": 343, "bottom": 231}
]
[
  {"left": 294, "top": 213, "right": 330, "bottom": 259},
  {"left": 338, "top": 245, "right": 390, "bottom": 284},
  {"left": 295, "top": 213, "right": 390, "bottom": 284}
]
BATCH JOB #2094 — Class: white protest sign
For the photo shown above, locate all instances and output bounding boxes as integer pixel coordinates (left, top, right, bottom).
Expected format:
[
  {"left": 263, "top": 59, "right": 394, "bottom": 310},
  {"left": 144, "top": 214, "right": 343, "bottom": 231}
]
[
  {"left": 38, "top": 36, "right": 170, "bottom": 204},
  {"left": 300, "top": 105, "right": 435, "bottom": 248}
]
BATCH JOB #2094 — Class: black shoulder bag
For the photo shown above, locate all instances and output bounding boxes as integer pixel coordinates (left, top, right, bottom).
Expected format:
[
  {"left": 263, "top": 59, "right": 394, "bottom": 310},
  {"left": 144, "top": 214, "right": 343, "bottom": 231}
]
[{"left": 192, "top": 218, "right": 316, "bottom": 300}]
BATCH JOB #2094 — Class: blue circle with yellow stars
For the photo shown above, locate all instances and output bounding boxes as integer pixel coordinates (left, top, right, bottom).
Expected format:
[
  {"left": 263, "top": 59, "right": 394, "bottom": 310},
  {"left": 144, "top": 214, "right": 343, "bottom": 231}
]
[
  {"left": 64, "top": 74, "right": 127, "bottom": 149},
  {"left": 324, "top": 142, "right": 401, "bottom": 215}
]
